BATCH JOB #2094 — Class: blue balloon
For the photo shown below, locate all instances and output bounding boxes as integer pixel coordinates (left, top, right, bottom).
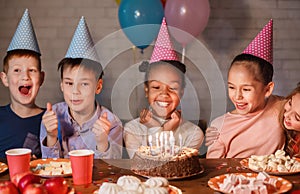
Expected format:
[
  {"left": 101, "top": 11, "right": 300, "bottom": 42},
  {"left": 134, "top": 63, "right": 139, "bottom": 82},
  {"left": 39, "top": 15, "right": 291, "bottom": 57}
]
[{"left": 118, "top": 0, "right": 164, "bottom": 50}]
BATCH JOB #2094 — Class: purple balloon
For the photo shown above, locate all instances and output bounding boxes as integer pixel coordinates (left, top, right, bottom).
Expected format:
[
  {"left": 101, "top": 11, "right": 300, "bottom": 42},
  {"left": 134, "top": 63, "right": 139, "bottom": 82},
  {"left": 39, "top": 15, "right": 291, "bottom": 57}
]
[{"left": 165, "top": 0, "right": 210, "bottom": 47}]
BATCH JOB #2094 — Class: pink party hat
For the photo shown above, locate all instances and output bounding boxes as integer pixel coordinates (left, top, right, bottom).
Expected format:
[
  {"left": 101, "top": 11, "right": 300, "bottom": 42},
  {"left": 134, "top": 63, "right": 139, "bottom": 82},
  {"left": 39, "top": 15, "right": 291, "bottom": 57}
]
[
  {"left": 243, "top": 19, "right": 273, "bottom": 64},
  {"left": 150, "top": 17, "right": 179, "bottom": 63}
]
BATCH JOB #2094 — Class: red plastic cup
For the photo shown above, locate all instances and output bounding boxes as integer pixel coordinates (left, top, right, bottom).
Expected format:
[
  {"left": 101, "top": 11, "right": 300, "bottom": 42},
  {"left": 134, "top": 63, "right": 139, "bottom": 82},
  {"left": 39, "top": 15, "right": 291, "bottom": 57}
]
[
  {"left": 5, "top": 148, "right": 31, "bottom": 179},
  {"left": 69, "top": 149, "right": 94, "bottom": 185}
]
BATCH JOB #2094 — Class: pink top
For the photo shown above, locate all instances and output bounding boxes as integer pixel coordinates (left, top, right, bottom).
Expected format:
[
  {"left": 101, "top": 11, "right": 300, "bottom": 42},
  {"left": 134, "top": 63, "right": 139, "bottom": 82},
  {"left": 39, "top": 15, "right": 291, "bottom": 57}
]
[{"left": 207, "top": 95, "right": 285, "bottom": 158}]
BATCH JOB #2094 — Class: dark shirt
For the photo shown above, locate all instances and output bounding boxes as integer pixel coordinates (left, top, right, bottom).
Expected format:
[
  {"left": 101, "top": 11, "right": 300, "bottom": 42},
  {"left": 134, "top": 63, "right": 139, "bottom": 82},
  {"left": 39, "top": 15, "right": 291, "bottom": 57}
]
[{"left": 0, "top": 104, "right": 45, "bottom": 158}]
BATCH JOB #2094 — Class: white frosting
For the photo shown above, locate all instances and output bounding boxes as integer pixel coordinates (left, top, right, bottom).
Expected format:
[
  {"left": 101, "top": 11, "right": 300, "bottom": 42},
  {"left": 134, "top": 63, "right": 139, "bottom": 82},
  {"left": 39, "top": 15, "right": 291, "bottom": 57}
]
[
  {"left": 98, "top": 176, "right": 173, "bottom": 194},
  {"left": 144, "top": 187, "right": 168, "bottom": 194},
  {"left": 117, "top": 175, "right": 141, "bottom": 186},
  {"left": 118, "top": 191, "right": 140, "bottom": 194},
  {"left": 144, "top": 177, "right": 169, "bottom": 188},
  {"left": 98, "top": 182, "right": 122, "bottom": 194},
  {"left": 117, "top": 175, "right": 143, "bottom": 192}
]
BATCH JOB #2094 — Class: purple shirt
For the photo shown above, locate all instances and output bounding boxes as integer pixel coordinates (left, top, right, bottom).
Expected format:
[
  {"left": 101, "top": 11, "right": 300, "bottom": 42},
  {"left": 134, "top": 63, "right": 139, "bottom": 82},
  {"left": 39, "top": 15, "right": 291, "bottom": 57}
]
[{"left": 40, "top": 102, "right": 123, "bottom": 159}]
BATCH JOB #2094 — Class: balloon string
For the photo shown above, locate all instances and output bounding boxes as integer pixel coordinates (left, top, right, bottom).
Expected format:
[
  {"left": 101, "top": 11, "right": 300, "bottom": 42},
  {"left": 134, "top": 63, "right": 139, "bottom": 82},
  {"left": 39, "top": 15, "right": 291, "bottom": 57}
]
[
  {"left": 132, "top": 46, "right": 137, "bottom": 64},
  {"left": 181, "top": 47, "right": 185, "bottom": 63}
]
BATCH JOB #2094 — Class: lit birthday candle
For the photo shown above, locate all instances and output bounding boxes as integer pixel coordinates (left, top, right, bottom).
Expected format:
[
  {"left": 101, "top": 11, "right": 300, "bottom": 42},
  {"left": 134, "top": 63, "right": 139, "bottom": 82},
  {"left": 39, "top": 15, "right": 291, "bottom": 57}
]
[
  {"left": 156, "top": 132, "right": 159, "bottom": 148},
  {"left": 179, "top": 133, "right": 183, "bottom": 150},
  {"left": 169, "top": 131, "right": 175, "bottom": 155},
  {"left": 159, "top": 132, "right": 164, "bottom": 153},
  {"left": 164, "top": 132, "right": 168, "bottom": 154},
  {"left": 148, "top": 135, "right": 153, "bottom": 153}
]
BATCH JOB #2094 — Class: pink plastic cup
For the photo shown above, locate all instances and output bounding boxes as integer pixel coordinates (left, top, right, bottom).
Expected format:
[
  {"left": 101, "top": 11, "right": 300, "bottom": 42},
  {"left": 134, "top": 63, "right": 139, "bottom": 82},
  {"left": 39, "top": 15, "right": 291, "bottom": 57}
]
[
  {"left": 5, "top": 148, "right": 31, "bottom": 179},
  {"left": 69, "top": 149, "right": 94, "bottom": 185}
]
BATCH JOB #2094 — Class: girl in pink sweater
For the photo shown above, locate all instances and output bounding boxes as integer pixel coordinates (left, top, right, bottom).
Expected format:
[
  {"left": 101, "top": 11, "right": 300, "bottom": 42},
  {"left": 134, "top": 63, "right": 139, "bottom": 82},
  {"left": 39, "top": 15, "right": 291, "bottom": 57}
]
[{"left": 206, "top": 53, "right": 285, "bottom": 158}]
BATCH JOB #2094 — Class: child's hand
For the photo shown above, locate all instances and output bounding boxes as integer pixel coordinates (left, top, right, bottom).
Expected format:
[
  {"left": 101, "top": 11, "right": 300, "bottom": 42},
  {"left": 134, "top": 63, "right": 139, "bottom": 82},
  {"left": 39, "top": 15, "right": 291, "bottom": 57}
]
[
  {"left": 205, "top": 127, "right": 219, "bottom": 146},
  {"left": 92, "top": 112, "right": 111, "bottom": 152},
  {"left": 42, "top": 102, "right": 58, "bottom": 146},
  {"left": 139, "top": 108, "right": 160, "bottom": 128},
  {"left": 162, "top": 110, "right": 181, "bottom": 131}
]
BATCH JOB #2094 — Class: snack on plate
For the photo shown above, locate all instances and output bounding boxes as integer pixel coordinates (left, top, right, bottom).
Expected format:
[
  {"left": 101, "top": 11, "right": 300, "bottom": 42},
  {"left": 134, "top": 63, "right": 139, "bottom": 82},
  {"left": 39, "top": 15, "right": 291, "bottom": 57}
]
[
  {"left": 116, "top": 175, "right": 144, "bottom": 192},
  {"left": 218, "top": 172, "right": 280, "bottom": 194},
  {"left": 97, "top": 176, "right": 180, "bottom": 194},
  {"left": 248, "top": 150, "right": 300, "bottom": 173},
  {"left": 98, "top": 182, "right": 122, "bottom": 193},
  {"left": 131, "top": 145, "right": 201, "bottom": 178},
  {"left": 34, "top": 161, "right": 72, "bottom": 176}
]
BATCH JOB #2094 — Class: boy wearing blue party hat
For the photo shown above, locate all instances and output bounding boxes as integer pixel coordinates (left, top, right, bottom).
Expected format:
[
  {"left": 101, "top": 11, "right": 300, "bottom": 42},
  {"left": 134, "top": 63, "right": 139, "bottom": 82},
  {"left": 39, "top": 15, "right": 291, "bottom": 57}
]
[
  {"left": 40, "top": 17, "right": 123, "bottom": 159},
  {"left": 0, "top": 9, "right": 45, "bottom": 158}
]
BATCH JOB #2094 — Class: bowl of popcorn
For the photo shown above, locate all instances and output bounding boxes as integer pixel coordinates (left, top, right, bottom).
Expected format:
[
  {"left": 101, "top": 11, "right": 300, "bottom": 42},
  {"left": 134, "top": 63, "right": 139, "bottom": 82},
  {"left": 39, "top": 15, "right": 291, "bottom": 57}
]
[{"left": 240, "top": 150, "right": 300, "bottom": 175}]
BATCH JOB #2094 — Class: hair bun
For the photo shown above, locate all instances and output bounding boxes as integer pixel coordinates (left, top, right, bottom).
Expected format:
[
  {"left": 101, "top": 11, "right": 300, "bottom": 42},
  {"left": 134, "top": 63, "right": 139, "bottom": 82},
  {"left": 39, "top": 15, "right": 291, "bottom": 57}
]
[{"left": 139, "top": 61, "right": 149, "bottom": 72}]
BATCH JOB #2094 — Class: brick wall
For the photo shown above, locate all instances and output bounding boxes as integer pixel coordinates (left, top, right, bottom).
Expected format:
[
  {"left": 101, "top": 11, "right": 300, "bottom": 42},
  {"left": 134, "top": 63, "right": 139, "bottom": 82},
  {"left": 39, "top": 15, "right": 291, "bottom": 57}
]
[{"left": 1, "top": 0, "right": 300, "bottom": 126}]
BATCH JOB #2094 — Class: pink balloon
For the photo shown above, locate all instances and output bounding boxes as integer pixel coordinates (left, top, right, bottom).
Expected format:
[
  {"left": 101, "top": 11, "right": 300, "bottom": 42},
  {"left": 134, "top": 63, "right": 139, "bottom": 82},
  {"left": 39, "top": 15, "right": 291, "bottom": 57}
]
[{"left": 165, "top": 0, "right": 210, "bottom": 47}]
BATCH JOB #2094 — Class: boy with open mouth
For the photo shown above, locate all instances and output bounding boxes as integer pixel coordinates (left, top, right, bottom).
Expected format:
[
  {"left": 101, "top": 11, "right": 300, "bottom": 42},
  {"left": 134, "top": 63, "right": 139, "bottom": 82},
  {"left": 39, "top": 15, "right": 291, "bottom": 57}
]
[{"left": 0, "top": 9, "right": 45, "bottom": 158}]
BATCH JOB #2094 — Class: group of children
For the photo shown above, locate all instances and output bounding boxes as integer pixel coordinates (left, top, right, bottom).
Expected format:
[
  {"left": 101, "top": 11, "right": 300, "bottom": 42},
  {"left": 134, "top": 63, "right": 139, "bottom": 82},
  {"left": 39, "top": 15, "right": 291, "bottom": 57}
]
[{"left": 0, "top": 10, "right": 299, "bottom": 160}]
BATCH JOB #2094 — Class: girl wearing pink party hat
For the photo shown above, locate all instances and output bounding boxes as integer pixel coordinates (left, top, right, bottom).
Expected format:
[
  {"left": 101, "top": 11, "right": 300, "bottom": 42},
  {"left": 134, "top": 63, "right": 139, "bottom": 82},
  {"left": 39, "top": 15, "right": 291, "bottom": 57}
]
[
  {"left": 206, "top": 19, "right": 286, "bottom": 158},
  {"left": 124, "top": 18, "right": 204, "bottom": 158}
]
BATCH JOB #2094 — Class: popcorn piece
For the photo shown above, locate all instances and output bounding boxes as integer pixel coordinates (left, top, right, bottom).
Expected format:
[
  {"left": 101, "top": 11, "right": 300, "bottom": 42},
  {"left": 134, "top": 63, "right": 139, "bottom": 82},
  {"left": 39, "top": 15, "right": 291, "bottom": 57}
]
[
  {"left": 275, "top": 150, "right": 285, "bottom": 158},
  {"left": 277, "top": 164, "right": 288, "bottom": 172}
]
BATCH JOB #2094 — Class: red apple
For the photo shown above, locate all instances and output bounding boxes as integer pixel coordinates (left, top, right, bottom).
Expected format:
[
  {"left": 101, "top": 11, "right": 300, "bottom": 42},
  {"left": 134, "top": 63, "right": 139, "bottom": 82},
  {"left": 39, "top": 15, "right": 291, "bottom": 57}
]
[
  {"left": 11, "top": 171, "right": 32, "bottom": 187},
  {"left": 43, "top": 177, "right": 68, "bottom": 194},
  {"left": 0, "top": 181, "right": 19, "bottom": 194},
  {"left": 23, "top": 183, "right": 48, "bottom": 194},
  {"left": 18, "top": 174, "right": 41, "bottom": 192}
]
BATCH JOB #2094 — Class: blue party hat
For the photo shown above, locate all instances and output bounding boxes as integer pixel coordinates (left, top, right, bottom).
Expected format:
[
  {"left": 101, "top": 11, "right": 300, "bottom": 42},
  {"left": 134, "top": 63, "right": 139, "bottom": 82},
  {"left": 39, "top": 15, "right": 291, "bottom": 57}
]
[
  {"left": 65, "top": 16, "right": 99, "bottom": 63},
  {"left": 7, "top": 9, "right": 40, "bottom": 55}
]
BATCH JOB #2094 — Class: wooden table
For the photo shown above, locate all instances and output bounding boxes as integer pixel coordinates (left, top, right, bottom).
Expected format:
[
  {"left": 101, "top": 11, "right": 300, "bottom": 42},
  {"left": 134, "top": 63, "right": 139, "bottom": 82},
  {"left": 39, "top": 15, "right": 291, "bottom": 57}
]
[{"left": 1, "top": 158, "right": 300, "bottom": 193}]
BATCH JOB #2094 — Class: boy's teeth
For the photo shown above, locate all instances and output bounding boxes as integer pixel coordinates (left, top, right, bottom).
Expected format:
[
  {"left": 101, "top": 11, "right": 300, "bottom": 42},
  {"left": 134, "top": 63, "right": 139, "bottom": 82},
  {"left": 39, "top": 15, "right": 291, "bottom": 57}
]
[{"left": 157, "top": 102, "right": 168, "bottom": 107}]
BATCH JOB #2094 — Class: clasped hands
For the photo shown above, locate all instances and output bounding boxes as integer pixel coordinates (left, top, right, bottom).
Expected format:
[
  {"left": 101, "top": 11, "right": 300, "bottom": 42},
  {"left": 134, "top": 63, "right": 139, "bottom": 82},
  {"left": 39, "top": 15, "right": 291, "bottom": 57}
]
[{"left": 139, "top": 108, "right": 181, "bottom": 131}]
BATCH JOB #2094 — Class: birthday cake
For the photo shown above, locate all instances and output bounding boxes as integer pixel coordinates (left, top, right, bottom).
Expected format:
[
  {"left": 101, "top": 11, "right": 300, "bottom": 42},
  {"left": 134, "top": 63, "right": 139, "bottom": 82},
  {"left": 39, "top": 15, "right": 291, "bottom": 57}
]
[{"left": 131, "top": 145, "right": 201, "bottom": 178}]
